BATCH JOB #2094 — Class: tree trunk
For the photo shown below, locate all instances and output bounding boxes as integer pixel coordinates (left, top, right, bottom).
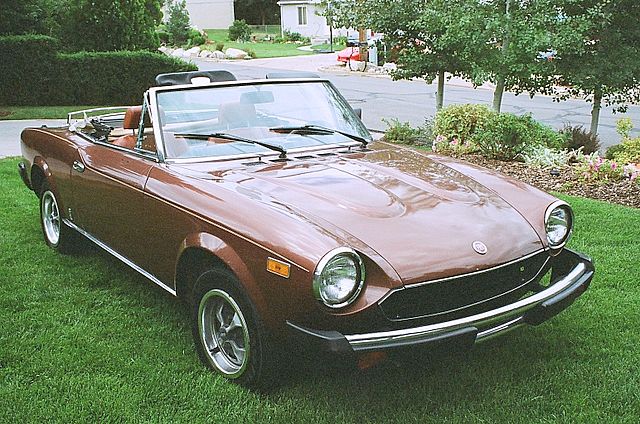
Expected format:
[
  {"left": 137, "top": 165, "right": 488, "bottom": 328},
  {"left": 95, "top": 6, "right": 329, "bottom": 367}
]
[
  {"left": 493, "top": 0, "right": 510, "bottom": 113},
  {"left": 590, "top": 87, "right": 602, "bottom": 135},
  {"left": 436, "top": 70, "right": 445, "bottom": 111},
  {"left": 493, "top": 76, "right": 506, "bottom": 112}
]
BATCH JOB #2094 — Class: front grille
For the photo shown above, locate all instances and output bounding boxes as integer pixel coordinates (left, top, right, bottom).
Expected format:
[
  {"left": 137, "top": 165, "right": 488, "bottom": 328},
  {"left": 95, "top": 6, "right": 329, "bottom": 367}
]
[{"left": 379, "top": 250, "right": 550, "bottom": 323}]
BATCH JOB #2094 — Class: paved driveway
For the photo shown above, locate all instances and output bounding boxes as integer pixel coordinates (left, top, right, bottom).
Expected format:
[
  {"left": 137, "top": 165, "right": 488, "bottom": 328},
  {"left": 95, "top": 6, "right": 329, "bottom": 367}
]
[{"left": 0, "top": 120, "right": 65, "bottom": 159}]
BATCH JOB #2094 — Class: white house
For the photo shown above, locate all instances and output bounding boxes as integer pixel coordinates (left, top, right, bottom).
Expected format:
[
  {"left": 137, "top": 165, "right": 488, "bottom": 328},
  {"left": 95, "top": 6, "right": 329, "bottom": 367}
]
[
  {"left": 277, "top": 0, "right": 331, "bottom": 38},
  {"left": 184, "top": 0, "right": 235, "bottom": 30}
]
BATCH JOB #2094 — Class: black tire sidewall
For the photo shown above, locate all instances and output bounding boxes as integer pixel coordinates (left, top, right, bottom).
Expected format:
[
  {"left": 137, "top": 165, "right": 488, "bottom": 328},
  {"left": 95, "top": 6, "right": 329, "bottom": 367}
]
[
  {"left": 191, "top": 268, "right": 273, "bottom": 389},
  {"left": 39, "top": 182, "right": 61, "bottom": 249}
]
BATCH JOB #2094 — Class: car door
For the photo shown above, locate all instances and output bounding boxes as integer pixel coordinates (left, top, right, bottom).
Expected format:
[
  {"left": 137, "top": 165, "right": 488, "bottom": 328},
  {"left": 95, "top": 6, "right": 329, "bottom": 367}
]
[{"left": 71, "top": 144, "right": 154, "bottom": 266}]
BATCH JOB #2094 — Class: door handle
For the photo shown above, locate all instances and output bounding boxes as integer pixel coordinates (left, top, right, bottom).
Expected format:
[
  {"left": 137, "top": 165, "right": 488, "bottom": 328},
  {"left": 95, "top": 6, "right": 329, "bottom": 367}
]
[{"left": 72, "top": 160, "right": 85, "bottom": 173}]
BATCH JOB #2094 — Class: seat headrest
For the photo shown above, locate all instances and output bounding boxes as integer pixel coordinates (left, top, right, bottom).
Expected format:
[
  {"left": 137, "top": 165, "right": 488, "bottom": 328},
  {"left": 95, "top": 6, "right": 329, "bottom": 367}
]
[{"left": 123, "top": 106, "right": 151, "bottom": 129}]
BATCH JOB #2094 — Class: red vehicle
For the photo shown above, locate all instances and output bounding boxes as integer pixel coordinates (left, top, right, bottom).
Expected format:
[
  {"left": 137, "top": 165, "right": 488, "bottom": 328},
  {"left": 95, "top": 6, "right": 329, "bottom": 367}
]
[
  {"left": 18, "top": 70, "right": 594, "bottom": 389},
  {"left": 337, "top": 46, "right": 360, "bottom": 63}
]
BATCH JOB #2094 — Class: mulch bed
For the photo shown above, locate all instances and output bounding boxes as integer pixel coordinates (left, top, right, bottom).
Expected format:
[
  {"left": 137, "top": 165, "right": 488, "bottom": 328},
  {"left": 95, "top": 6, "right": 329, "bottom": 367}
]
[{"left": 458, "top": 154, "right": 640, "bottom": 209}]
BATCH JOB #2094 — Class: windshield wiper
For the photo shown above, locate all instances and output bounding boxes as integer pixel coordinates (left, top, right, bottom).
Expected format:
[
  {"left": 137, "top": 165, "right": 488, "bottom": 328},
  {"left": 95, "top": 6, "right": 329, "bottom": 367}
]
[
  {"left": 269, "top": 125, "right": 369, "bottom": 147},
  {"left": 173, "top": 132, "right": 287, "bottom": 158}
]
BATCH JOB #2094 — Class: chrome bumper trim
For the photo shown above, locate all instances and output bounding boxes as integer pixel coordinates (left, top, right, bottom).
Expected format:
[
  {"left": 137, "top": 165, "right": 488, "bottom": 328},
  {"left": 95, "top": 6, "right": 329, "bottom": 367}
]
[{"left": 345, "top": 262, "right": 587, "bottom": 350}]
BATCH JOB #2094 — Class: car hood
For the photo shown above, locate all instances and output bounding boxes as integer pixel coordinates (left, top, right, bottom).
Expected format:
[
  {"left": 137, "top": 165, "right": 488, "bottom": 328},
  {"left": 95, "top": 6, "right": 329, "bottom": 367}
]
[{"left": 177, "top": 146, "right": 544, "bottom": 284}]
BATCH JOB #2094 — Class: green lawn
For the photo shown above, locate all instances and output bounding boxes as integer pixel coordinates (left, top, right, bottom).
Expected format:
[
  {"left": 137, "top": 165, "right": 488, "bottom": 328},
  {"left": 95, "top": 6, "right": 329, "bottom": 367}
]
[
  {"left": 1, "top": 156, "right": 639, "bottom": 422},
  {"left": 204, "top": 29, "right": 312, "bottom": 58},
  {"left": 0, "top": 106, "right": 104, "bottom": 120}
]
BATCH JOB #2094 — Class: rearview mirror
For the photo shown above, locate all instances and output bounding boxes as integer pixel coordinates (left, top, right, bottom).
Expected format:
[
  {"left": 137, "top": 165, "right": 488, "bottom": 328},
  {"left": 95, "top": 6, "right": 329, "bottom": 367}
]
[{"left": 240, "top": 91, "right": 274, "bottom": 104}]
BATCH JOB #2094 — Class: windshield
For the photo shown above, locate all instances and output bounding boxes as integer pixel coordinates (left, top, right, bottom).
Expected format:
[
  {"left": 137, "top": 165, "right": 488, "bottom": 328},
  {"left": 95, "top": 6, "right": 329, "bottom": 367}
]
[{"left": 154, "top": 81, "right": 371, "bottom": 160}]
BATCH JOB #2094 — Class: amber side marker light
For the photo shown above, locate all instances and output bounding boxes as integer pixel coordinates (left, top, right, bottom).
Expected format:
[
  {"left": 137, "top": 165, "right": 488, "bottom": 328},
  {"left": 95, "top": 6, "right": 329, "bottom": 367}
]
[{"left": 267, "top": 258, "right": 291, "bottom": 278}]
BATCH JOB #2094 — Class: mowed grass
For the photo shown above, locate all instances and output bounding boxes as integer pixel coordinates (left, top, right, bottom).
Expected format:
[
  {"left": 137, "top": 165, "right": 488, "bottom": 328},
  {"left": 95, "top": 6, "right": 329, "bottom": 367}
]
[
  {"left": 204, "top": 29, "right": 312, "bottom": 58},
  {"left": 0, "top": 106, "right": 104, "bottom": 120},
  {"left": 0, "top": 156, "right": 639, "bottom": 422}
]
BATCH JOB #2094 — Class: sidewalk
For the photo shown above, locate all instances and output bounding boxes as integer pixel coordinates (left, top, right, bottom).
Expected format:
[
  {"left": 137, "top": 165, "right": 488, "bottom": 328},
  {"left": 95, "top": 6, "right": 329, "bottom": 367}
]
[{"left": 0, "top": 120, "right": 65, "bottom": 158}]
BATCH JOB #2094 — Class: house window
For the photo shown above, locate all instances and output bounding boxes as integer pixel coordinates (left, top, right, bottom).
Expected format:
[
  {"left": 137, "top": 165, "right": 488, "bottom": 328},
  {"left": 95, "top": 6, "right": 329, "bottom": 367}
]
[{"left": 297, "top": 6, "right": 307, "bottom": 25}]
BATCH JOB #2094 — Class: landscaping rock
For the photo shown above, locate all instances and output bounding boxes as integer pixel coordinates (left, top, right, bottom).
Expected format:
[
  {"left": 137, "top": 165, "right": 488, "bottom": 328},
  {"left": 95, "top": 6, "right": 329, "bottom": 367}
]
[
  {"left": 382, "top": 62, "right": 397, "bottom": 72},
  {"left": 185, "top": 47, "right": 201, "bottom": 57},
  {"left": 171, "top": 48, "right": 186, "bottom": 58},
  {"left": 211, "top": 50, "right": 225, "bottom": 59},
  {"left": 199, "top": 50, "right": 211, "bottom": 58},
  {"left": 225, "top": 48, "right": 248, "bottom": 59}
]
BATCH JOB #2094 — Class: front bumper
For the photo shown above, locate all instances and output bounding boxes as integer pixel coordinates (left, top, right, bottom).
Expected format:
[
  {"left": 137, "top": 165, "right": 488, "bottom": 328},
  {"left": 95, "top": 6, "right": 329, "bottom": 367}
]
[{"left": 288, "top": 248, "right": 594, "bottom": 354}]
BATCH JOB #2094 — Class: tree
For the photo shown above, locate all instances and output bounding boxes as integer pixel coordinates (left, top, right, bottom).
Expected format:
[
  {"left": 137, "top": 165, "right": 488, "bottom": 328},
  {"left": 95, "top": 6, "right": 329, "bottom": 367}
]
[
  {"left": 552, "top": 0, "right": 640, "bottom": 135},
  {"left": 473, "top": 0, "right": 563, "bottom": 112},
  {"left": 166, "top": 0, "right": 191, "bottom": 45},
  {"left": 324, "top": 0, "right": 485, "bottom": 111},
  {"left": 234, "top": 0, "right": 280, "bottom": 27},
  {"left": 0, "top": 0, "right": 69, "bottom": 36},
  {"left": 60, "top": 0, "right": 162, "bottom": 51}
]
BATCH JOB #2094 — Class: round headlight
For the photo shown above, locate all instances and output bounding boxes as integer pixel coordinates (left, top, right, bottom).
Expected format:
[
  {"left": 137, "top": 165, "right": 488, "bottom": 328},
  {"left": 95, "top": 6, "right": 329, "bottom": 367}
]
[
  {"left": 313, "top": 247, "right": 365, "bottom": 308},
  {"left": 545, "top": 201, "right": 573, "bottom": 249}
]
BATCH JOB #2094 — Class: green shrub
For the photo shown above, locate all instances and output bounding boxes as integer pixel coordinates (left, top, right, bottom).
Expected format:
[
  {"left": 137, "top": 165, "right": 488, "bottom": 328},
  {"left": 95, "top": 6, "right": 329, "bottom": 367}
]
[
  {"left": 432, "top": 104, "right": 494, "bottom": 144},
  {"left": 283, "top": 30, "right": 309, "bottom": 44},
  {"left": 55, "top": 51, "right": 197, "bottom": 105},
  {"left": 559, "top": 125, "right": 600, "bottom": 154},
  {"left": 156, "top": 24, "right": 171, "bottom": 45},
  {"left": 605, "top": 144, "right": 625, "bottom": 160},
  {"left": 382, "top": 118, "right": 431, "bottom": 146},
  {"left": 472, "top": 113, "right": 532, "bottom": 160},
  {"left": 245, "top": 48, "right": 257, "bottom": 59},
  {"left": 186, "top": 28, "right": 207, "bottom": 47},
  {"left": 215, "top": 42, "right": 225, "bottom": 52},
  {"left": 0, "top": 38, "right": 196, "bottom": 106},
  {"left": 613, "top": 137, "right": 640, "bottom": 165},
  {"left": 616, "top": 117, "right": 633, "bottom": 139},
  {"left": 228, "top": 19, "right": 251, "bottom": 42},
  {"left": 517, "top": 115, "right": 564, "bottom": 150},
  {"left": 610, "top": 118, "right": 640, "bottom": 165},
  {"left": 0, "top": 35, "right": 59, "bottom": 105},
  {"left": 60, "top": 0, "right": 161, "bottom": 52}
]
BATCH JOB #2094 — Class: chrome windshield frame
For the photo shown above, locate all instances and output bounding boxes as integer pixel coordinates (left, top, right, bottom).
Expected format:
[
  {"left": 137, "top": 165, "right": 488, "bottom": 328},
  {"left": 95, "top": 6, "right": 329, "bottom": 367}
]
[{"left": 147, "top": 78, "right": 371, "bottom": 164}]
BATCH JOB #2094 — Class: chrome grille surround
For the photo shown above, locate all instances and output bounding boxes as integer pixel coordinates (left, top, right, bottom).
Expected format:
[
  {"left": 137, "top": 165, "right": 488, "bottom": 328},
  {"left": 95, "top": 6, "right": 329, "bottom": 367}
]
[{"left": 379, "top": 249, "right": 551, "bottom": 323}]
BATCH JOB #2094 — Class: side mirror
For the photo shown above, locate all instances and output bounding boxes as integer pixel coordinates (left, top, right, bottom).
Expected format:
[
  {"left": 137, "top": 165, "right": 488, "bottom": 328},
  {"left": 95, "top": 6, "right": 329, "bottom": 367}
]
[{"left": 353, "top": 108, "right": 362, "bottom": 119}]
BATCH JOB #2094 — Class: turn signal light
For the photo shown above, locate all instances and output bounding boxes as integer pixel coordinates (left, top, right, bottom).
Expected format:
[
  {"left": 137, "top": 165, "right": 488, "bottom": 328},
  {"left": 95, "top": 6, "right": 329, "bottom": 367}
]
[{"left": 267, "top": 258, "right": 290, "bottom": 278}]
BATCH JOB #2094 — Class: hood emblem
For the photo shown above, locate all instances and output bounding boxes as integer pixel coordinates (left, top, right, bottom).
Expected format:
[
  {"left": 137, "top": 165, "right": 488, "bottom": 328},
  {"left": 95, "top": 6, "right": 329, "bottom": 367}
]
[{"left": 472, "top": 241, "right": 488, "bottom": 255}]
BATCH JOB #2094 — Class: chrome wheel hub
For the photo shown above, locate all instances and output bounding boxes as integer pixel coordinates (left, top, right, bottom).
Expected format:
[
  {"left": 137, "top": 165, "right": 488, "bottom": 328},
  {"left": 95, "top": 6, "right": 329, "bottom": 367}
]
[
  {"left": 42, "top": 191, "right": 60, "bottom": 245},
  {"left": 198, "top": 288, "right": 250, "bottom": 377}
]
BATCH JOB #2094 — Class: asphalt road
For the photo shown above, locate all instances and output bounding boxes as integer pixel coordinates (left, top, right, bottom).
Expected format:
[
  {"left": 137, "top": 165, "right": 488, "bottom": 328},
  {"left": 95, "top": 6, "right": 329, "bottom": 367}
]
[{"left": 196, "top": 55, "right": 640, "bottom": 150}]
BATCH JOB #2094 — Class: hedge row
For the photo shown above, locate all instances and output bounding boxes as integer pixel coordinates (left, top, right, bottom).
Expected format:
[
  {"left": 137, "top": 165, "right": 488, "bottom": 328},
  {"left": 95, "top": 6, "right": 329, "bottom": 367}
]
[{"left": 0, "top": 35, "right": 197, "bottom": 106}]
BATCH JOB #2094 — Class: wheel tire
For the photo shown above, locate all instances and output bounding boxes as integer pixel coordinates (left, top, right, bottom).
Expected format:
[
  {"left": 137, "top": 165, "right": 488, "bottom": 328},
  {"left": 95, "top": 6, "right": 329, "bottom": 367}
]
[
  {"left": 39, "top": 182, "right": 76, "bottom": 253},
  {"left": 192, "top": 268, "right": 277, "bottom": 390}
]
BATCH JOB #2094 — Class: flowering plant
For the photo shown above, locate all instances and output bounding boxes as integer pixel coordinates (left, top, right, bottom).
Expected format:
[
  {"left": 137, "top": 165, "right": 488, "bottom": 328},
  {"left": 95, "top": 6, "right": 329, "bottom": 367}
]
[
  {"left": 432, "top": 134, "right": 476, "bottom": 155},
  {"left": 574, "top": 152, "right": 625, "bottom": 182}
]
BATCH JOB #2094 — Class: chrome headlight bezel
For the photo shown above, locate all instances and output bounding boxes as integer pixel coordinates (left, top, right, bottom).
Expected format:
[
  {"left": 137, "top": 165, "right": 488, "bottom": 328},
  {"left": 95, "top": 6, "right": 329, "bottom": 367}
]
[
  {"left": 312, "top": 247, "right": 366, "bottom": 309},
  {"left": 544, "top": 200, "right": 573, "bottom": 251}
]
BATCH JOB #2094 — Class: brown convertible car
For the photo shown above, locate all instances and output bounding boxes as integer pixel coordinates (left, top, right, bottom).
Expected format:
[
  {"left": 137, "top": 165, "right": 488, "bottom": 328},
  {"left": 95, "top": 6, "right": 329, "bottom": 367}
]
[{"left": 19, "top": 70, "right": 594, "bottom": 388}]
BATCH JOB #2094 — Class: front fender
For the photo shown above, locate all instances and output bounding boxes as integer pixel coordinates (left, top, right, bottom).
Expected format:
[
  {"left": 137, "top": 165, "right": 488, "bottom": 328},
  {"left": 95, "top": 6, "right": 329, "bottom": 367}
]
[{"left": 176, "top": 232, "right": 269, "bottom": 322}]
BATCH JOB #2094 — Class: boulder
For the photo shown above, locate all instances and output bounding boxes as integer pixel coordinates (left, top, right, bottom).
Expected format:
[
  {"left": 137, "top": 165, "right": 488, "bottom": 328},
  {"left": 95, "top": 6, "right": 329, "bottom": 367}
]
[
  {"left": 199, "top": 50, "right": 211, "bottom": 58},
  {"left": 211, "top": 50, "right": 225, "bottom": 59},
  {"left": 382, "top": 62, "right": 397, "bottom": 72},
  {"left": 185, "top": 46, "right": 201, "bottom": 57},
  {"left": 171, "top": 48, "right": 185, "bottom": 58},
  {"left": 225, "top": 48, "right": 248, "bottom": 59}
]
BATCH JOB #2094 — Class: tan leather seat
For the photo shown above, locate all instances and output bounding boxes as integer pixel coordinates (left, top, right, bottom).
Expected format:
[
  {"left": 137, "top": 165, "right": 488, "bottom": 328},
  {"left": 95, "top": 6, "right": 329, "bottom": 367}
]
[{"left": 111, "top": 106, "right": 152, "bottom": 150}]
